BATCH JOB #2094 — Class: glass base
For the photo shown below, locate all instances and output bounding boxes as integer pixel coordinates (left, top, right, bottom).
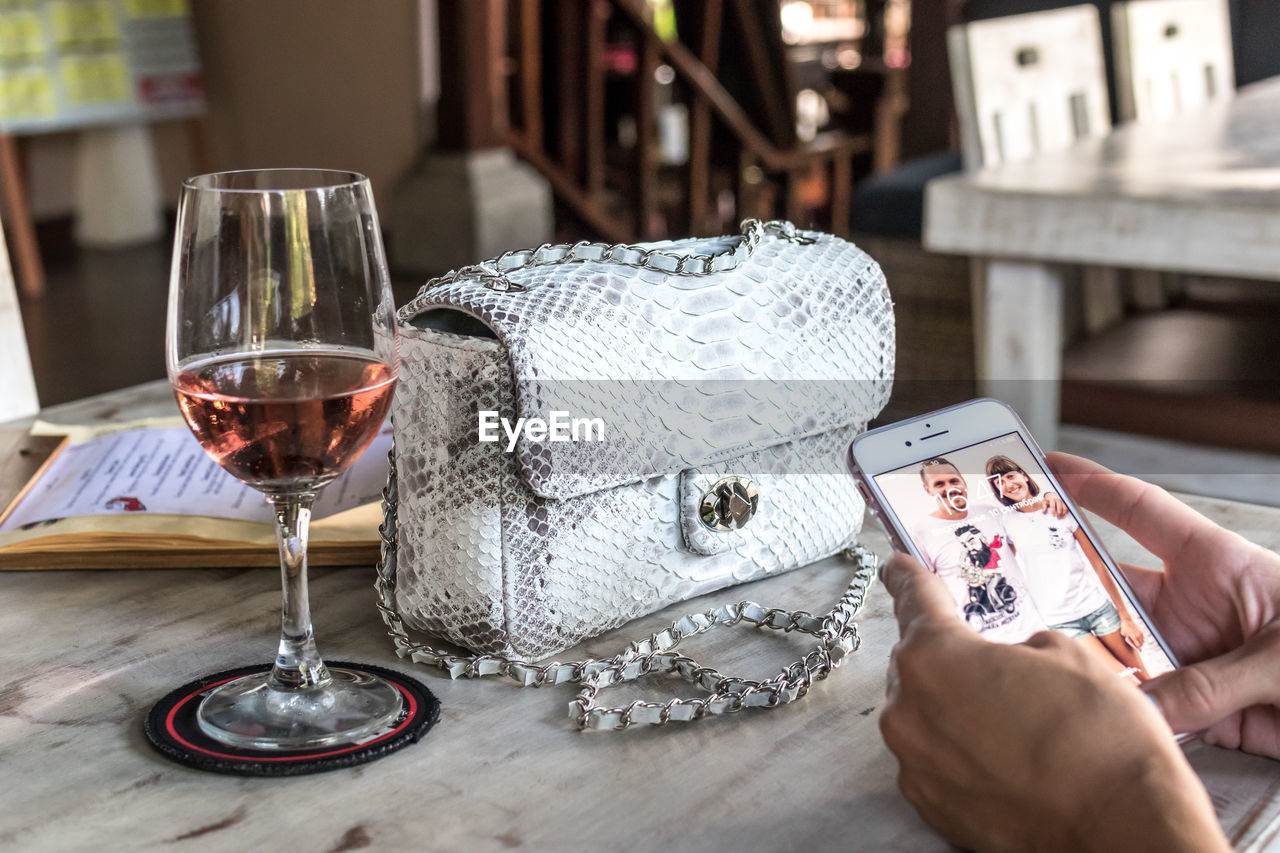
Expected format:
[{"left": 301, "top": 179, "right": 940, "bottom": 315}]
[{"left": 196, "top": 667, "right": 403, "bottom": 751}]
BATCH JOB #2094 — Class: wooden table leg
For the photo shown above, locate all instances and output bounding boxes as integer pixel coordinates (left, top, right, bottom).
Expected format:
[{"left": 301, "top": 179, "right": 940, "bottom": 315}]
[
  {"left": 972, "top": 258, "right": 1064, "bottom": 448},
  {"left": 0, "top": 133, "right": 46, "bottom": 299},
  {"left": 1081, "top": 265, "right": 1125, "bottom": 334}
]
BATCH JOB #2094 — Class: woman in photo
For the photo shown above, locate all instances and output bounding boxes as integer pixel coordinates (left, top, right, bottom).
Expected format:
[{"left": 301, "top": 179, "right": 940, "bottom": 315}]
[{"left": 984, "top": 455, "right": 1150, "bottom": 681}]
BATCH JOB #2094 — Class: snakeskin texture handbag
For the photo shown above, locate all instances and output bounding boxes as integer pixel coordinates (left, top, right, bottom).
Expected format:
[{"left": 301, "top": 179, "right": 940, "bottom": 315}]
[{"left": 377, "top": 219, "right": 893, "bottom": 728}]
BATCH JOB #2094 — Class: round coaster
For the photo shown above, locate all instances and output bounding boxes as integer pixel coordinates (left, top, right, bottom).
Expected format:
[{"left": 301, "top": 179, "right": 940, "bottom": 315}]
[{"left": 143, "top": 661, "right": 439, "bottom": 777}]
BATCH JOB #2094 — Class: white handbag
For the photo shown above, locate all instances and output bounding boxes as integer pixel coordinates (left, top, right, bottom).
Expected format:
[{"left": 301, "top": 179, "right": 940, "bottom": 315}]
[{"left": 377, "top": 219, "right": 892, "bottom": 728}]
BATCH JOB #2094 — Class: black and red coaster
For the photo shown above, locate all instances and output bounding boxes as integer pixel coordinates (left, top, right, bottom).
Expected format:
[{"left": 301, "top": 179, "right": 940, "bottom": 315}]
[{"left": 143, "top": 662, "right": 439, "bottom": 777}]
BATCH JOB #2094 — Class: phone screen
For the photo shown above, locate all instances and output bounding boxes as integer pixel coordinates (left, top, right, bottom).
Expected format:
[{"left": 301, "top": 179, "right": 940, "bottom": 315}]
[{"left": 871, "top": 430, "right": 1176, "bottom": 682}]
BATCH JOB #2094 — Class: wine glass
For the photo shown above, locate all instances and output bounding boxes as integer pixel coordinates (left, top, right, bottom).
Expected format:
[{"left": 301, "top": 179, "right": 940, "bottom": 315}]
[{"left": 165, "top": 169, "right": 401, "bottom": 750}]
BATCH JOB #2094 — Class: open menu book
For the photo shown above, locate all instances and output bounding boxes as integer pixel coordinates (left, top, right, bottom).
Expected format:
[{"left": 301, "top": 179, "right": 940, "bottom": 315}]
[{"left": 0, "top": 419, "right": 392, "bottom": 569}]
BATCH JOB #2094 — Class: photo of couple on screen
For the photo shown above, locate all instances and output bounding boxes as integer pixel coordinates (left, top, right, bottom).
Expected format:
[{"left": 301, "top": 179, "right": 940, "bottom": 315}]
[{"left": 873, "top": 433, "right": 1176, "bottom": 683}]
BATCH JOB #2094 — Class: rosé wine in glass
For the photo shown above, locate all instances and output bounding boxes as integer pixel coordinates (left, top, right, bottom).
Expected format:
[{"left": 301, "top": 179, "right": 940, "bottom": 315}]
[
  {"left": 173, "top": 351, "right": 394, "bottom": 493},
  {"left": 165, "top": 169, "right": 403, "bottom": 751}
]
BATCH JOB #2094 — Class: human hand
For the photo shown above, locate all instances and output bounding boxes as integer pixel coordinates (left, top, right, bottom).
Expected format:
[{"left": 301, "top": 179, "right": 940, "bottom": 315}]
[
  {"left": 1040, "top": 490, "right": 1068, "bottom": 519},
  {"left": 879, "top": 553, "right": 1228, "bottom": 853},
  {"left": 1119, "top": 615, "right": 1145, "bottom": 652},
  {"left": 1048, "top": 453, "right": 1280, "bottom": 758}
]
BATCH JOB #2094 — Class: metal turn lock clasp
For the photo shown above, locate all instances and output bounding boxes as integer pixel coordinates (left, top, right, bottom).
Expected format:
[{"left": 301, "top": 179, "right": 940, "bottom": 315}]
[{"left": 699, "top": 477, "right": 759, "bottom": 532}]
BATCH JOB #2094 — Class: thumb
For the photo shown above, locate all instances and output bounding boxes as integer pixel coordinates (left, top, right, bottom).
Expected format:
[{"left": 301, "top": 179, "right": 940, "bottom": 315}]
[
  {"left": 881, "top": 552, "right": 962, "bottom": 636},
  {"left": 1143, "top": 626, "right": 1280, "bottom": 733}
]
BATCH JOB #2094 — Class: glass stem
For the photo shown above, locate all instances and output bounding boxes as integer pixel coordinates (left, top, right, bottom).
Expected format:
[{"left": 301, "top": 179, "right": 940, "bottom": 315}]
[{"left": 267, "top": 492, "right": 332, "bottom": 692}]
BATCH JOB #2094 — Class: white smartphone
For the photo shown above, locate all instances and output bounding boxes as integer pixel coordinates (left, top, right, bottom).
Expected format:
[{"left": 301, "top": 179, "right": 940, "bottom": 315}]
[{"left": 848, "top": 398, "right": 1179, "bottom": 683}]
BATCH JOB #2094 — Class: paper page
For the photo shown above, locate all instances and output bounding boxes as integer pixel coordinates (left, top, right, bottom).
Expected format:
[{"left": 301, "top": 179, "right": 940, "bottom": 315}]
[
  {"left": 1185, "top": 742, "right": 1280, "bottom": 851},
  {"left": 0, "top": 423, "right": 393, "bottom": 533}
]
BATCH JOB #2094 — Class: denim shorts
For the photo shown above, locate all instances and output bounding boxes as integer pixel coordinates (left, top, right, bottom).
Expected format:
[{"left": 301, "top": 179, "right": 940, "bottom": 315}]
[{"left": 1049, "top": 600, "right": 1122, "bottom": 639}]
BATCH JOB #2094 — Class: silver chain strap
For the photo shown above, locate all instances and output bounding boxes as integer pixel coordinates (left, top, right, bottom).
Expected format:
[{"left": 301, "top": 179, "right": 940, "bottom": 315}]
[
  {"left": 375, "top": 450, "right": 879, "bottom": 731},
  {"left": 407, "top": 218, "right": 817, "bottom": 300}
]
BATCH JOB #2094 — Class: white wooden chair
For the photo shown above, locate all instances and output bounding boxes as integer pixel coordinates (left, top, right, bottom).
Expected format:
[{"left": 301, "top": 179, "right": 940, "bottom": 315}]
[
  {"left": 0, "top": 211, "right": 40, "bottom": 421},
  {"left": 945, "top": 5, "right": 1121, "bottom": 442},
  {"left": 1113, "top": 0, "right": 1234, "bottom": 308},
  {"left": 948, "top": 5, "right": 1112, "bottom": 170},
  {"left": 1112, "top": 0, "right": 1234, "bottom": 122}
]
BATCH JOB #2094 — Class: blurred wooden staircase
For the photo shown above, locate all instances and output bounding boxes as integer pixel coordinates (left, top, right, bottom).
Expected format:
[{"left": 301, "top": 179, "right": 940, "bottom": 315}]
[{"left": 492, "top": 0, "right": 875, "bottom": 242}]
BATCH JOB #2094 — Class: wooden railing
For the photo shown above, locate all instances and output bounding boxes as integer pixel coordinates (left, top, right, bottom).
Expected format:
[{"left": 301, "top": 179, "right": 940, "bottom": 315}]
[{"left": 490, "top": 0, "right": 873, "bottom": 242}]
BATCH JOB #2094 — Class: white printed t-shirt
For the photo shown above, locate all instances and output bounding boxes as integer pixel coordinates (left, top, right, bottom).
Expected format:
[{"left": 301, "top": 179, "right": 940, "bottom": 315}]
[
  {"left": 910, "top": 510, "right": 1047, "bottom": 643},
  {"left": 1001, "top": 510, "right": 1108, "bottom": 626}
]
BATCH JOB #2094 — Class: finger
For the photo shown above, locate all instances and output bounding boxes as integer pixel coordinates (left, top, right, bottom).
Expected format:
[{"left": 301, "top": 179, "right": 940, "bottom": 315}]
[
  {"left": 1205, "top": 707, "right": 1280, "bottom": 760},
  {"left": 1045, "top": 453, "right": 1230, "bottom": 567},
  {"left": 1024, "top": 629, "right": 1070, "bottom": 651},
  {"left": 881, "top": 552, "right": 962, "bottom": 635},
  {"left": 1144, "top": 626, "right": 1280, "bottom": 734},
  {"left": 1117, "top": 561, "right": 1164, "bottom": 613}
]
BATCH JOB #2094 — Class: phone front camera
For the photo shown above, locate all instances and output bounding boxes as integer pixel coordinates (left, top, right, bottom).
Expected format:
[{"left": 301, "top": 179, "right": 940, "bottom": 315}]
[{"left": 905, "top": 440, "right": 913, "bottom": 447}]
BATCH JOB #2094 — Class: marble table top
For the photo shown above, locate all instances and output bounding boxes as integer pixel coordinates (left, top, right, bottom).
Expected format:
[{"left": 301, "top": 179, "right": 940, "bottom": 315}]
[
  {"left": 2, "top": 383, "right": 1279, "bottom": 850},
  {"left": 924, "top": 76, "right": 1280, "bottom": 279}
]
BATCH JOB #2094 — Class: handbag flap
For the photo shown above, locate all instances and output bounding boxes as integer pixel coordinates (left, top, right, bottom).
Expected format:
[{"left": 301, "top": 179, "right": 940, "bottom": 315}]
[{"left": 398, "top": 227, "right": 894, "bottom": 500}]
